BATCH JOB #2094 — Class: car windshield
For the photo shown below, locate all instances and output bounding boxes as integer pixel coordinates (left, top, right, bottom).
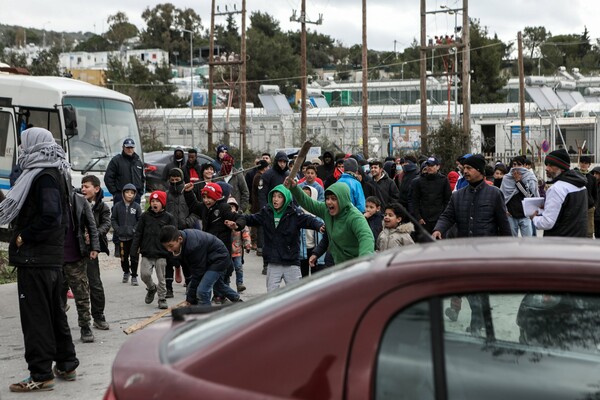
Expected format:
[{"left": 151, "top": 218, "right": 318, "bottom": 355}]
[
  {"left": 165, "top": 260, "right": 373, "bottom": 363},
  {"left": 66, "top": 97, "right": 141, "bottom": 172}
]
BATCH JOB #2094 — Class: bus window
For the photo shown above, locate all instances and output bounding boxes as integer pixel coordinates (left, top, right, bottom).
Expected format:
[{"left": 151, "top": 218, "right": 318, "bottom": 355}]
[{"left": 0, "top": 111, "right": 16, "bottom": 185}]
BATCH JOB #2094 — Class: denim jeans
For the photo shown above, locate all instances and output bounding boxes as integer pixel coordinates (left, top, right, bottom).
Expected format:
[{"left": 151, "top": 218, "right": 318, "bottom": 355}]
[
  {"left": 197, "top": 270, "right": 240, "bottom": 305},
  {"left": 508, "top": 216, "right": 533, "bottom": 237},
  {"left": 232, "top": 256, "right": 243, "bottom": 286}
]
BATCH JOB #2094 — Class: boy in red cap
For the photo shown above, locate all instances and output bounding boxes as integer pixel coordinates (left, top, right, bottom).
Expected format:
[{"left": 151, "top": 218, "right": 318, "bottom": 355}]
[
  {"left": 184, "top": 182, "right": 246, "bottom": 303},
  {"left": 131, "top": 191, "right": 177, "bottom": 309}
]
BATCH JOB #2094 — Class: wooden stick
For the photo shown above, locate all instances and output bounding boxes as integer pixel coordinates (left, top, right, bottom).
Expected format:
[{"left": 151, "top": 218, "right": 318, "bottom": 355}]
[
  {"left": 123, "top": 300, "right": 187, "bottom": 335},
  {"left": 284, "top": 141, "right": 313, "bottom": 188}
]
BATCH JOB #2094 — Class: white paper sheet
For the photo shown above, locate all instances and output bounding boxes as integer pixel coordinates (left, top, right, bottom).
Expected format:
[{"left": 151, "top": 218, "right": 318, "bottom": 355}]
[{"left": 522, "top": 197, "right": 545, "bottom": 217}]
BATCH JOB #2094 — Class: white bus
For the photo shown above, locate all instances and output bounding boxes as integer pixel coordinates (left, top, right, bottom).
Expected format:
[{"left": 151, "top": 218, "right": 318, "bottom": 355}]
[{"left": 0, "top": 75, "right": 143, "bottom": 201}]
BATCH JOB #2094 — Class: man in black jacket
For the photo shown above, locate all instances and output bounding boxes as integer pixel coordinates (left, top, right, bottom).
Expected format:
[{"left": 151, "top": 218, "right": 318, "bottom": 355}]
[
  {"left": 532, "top": 149, "right": 587, "bottom": 237},
  {"left": 316, "top": 151, "right": 335, "bottom": 181},
  {"left": 410, "top": 157, "right": 452, "bottom": 233},
  {"left": 104, "top": 138, "right": 145, "bottom": 204},
  {"left": 369, "top": 159, "right": 400, "bottom": 208},
  {"left": 258, "top": 151, "right": 290, "bottom": 210},
  {"left": 160, "top": 226, "right": 241, "bottom": 305},
  {"left": 182, "top": 148, "right": 202, "bottom": 185},
  {"left": 161, "top": 147, "right": 186, "bottom": 185},
  {"left": 577, "top": 155, "right": 597, "bottom": 238},
  {"left": 3, "top": 128, "right": 80, "bottom": 392},
  {"left": 432, "top": 154, "right": 510, "bottom": 334}
]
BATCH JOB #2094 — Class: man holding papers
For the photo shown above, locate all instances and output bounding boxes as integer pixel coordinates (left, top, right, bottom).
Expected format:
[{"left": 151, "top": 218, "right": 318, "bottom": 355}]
[
  {"left": 501, "top": 156, "right": 539, "bottom": 237},
  {"left": 532, "top": 149, "right": 587, "bottom": 237}
]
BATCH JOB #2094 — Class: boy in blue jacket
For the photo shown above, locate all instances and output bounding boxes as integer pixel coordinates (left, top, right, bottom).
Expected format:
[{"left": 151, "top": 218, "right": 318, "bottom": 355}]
[
  {"left": 243, "top": 184, "right": 324, "bottom": 292},
  {"left": 160, "top": 225, "right": 241, "bottom": 305}
]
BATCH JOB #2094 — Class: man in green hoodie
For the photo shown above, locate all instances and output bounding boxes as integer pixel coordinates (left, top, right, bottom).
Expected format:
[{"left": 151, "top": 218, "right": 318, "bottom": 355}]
[
  {"left": 243, "top": 184, "right": 323, "bottom": 292},
  {"left": 287, "top": 179, "right": 374, "bottom": 264}
]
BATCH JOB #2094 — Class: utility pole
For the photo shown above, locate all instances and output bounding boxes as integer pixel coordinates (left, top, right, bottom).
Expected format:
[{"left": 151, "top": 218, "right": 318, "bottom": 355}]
[
  {"left": 518, "top": 31, "right": 526, "bottom": 155},
  {"left": 461, "top": 0, "right": 470, "bottom": 140},
  {"left": 420, "top": 0, "right": 428, "bottom": 154},
  {"left": 240, "top": 0, "right": 247, "bottom": 155},
  {"left": 361, "top": 0, "right": 368, "bottom": 157},
  {"left": 209, "top": 1, "right": 244, "bottom": 152},
  {"left": 290, "top": 3, "right": 323, "bottom": 144}
]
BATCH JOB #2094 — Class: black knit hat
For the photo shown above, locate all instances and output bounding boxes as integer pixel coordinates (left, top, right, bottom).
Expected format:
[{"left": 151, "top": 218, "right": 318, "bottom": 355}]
[
  {"left": 343, "top": 157, "right": 358, "bottom": 173},
  {"left": 462, "top": 154, "right": 487, "bottom": 175},
  {"left": 545, "top": 149, "right": 571, "bottom": 170}
]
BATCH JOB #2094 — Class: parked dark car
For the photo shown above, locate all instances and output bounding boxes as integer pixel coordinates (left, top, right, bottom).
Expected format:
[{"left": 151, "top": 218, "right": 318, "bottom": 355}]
[
  {"left": 144, "top": 150, "right": 214, "bottom": 191},
  {"left": 105, "top": 237, "right": 600, "bottom": 400}
]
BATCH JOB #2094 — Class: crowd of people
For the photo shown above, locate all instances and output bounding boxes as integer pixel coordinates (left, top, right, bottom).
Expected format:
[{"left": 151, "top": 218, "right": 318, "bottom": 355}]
[{"left": 2, "top": 129, "right": 596, "bottom": 392}]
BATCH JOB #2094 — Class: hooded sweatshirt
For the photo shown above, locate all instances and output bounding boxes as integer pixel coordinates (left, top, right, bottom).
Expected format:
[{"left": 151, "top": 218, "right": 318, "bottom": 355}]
[
  {"left": 533, "top": 169, "right": 588, "bottom": 237},
  {"left": 110, "top": 183, "right": 142, "bottom": 241},
  {"left": 316, "top": 151, "right": 336, "bottom": 181},
  {"left": 259, "top": 151, "right": 290, "bottom": 209},
  {"left": 245, "top": 184, "right": 323, "bottom": 265},
  {"left": 291, "top": 181, "right": 375, "bottom": 264}
]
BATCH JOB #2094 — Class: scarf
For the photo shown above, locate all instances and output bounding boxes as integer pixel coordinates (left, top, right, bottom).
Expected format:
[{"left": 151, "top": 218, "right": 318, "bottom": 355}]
[
  {"left": 0, "top": 128, "right": 71, "bottom": 225},
  {"left": 220, "top": 153, "right": 234, "bottom": 176},
  {"left": 500, "top": 167, "right": 537, "bottom": 203}
]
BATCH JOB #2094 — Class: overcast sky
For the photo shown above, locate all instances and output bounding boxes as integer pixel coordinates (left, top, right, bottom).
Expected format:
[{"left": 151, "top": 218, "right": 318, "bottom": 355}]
[{"left": 2, "top": 0, "right": 599, "bottom": 52}]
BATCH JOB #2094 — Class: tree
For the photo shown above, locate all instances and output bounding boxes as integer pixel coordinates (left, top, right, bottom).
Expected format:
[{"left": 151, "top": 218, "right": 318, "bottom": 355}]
[
  {"left": 428, "top": 120, "right": 471, "bottom": 175},
  {"left": 0, "top": 51, "right": 27, "bottom": 68},
  {"left": 214, "top": 13, "right": 240, "bottom": 55},
  {"left": 523, "top": 26, "right": 550, "bottom": 60},
  {"left": 73, "top": 34, "right": 112, "bottom": 52},
  {"left": 246, "top": 12, "right": 300, "bottom": 103},
  {"left": 29, "top": 48, "right": 60, "bottom": 76},
  {"left": 541, "top": 34, "right": 582, "bottom": 72},
  {"left": 139, "top": 3, "right": 202, "bottom": 63},
  {"left": 469, "top": 19, "right": 510, "bottom": 103},
  {"left": 105, "top": 12, "right": 139, "bottom": 49}
]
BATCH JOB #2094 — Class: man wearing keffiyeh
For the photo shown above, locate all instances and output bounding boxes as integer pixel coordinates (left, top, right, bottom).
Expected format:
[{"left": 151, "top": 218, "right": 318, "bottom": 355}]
[{"left": 3, "top": 128, "right": 80, "bottom": 393}]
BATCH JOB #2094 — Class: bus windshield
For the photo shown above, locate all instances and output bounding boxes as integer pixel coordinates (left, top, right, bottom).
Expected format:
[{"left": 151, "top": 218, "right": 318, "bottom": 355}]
[{"left": 66, "top": 97, "right": 142, "bottom": 172}]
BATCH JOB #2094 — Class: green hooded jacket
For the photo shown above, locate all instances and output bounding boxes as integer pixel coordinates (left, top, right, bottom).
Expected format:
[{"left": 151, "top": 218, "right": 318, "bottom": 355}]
[
  {"left": 269, "top": 184, "right": 292, "bottom": 227},
  {"left": 291, "top": 181, "right": 374, "bottom": 264}
]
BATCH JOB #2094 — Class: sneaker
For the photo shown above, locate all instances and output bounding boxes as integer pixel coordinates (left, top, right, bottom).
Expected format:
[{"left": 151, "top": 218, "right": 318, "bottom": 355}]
[
  {"left": 114, "top": 243, "right": 120, "bottom": 258},
  {"left": 445, "top": 307, "right": 459, "bottom": 322},
  {"left": 122, "top": 273, "right": 130, "bottom": 283},
  {"left": 237, "top": 284, "right": 246, "bottom": 293},
  {"left": 174, "top": 267, "right": 183, "bottom": 283},
  {"left": 165, "top": 289, "right": 174, "bottom": 298},
  {"left": 158, "top": 299, "right": 168, "bottom": 309},
  {"left": 93, "top": 318, "right": 110, "bottom": 330},
  {"left": 131, "top": 276, "right": 139, "bottom": 286},
  {"left": 261, "top": 266, "right": 267, "bottom": 275},
  {"left": 80, "top": 325, "right": 94, "bottom": 343},
  {"left": 9, "top": 377, "right": 55, "bottom": 392},
  {"left": 53, "top": 366, "right": 77, "bottom": 381},
  {"left": 145, "top": 286, "right": 157, "bottom": 304},
  {"left": 67, "top": 289, "right": 74, "bottom": 299}
]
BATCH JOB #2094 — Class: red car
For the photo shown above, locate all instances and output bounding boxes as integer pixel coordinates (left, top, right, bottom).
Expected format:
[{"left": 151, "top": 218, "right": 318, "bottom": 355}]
[{"left": 105, "top": 237, "right": 600, "bottom": 400}]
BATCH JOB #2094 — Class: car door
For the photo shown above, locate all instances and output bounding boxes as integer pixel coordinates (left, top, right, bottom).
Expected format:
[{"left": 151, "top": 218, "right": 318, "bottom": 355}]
[{"left": 345, "top": 279, "right": 600, "bottom": 400}]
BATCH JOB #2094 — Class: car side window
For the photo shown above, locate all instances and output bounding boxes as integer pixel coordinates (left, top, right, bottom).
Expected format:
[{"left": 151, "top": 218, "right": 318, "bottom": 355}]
[
  {"left": 375, "top": 300, "right": 435, "bottom": 400},
  {"left": 375, "top": 293, "right": 600, "bottom": 400}
]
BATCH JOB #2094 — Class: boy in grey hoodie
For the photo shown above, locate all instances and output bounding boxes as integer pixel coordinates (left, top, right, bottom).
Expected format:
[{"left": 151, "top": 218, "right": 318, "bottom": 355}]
[{"left": 111, "top": 184, "right": 142, "bottom": 285}]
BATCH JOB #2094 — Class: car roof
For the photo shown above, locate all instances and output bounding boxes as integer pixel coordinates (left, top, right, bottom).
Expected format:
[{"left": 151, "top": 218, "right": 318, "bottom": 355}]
[
  {"left": 387, "top": 237, "right": 600, "bottom": 267},
  {"left": 144, "top": 150, "right": 214, "bottom": 163}
]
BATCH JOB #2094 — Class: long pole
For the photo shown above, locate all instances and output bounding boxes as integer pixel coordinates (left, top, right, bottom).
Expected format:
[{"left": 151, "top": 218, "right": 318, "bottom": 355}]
[
  {"left": 518, "top": 31, "right": 526, "bottom": 155},
  {"left": 208, "top": 0, "right": 216, "bottom": 151},
  {"left": 461, "top": 0, "right": 470, "bottom": 141},
  {"left": 361, "top": 0, "right": 369, "bottom": 157},
  {"left": 190, "top": 33, "right": 194, "bottom": 147},
  {"left": 240, "top": 0, "right": 247, "bottom": 162},
  {"left": 419, "top": 0, "right": 428, "bottom": 154},
  {"left": 300, "top": 0, "right": 307, "bottom": 144}
]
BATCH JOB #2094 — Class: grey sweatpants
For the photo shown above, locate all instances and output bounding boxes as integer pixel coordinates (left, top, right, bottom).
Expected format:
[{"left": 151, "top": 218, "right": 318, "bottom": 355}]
[
  {"left": 140, "top": 257, "right": 167, "bottom": 301},
  {"left": 266, "top": 263, "right": 302, "bottom": 292}
]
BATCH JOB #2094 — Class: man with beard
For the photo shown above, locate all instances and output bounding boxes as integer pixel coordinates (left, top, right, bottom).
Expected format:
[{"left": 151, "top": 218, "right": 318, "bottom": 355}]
[{"left": 532, "top": 149, "right": 587, "bottom": 237}]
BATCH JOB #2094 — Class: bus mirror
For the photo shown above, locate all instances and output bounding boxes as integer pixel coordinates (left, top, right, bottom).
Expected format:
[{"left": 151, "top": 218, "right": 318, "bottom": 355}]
[{"left": 64, "top": 106, "right": 78, "bottom": 137}]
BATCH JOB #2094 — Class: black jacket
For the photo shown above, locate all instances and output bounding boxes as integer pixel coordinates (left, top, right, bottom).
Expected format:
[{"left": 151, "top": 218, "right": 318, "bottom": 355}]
[
  {"left": 374, "top": 172, "right": 401, "bottom": 208},
  {"left": 316, "top": 151, "right": 335, "bottom": 181},
  {"left": 166, "top": 182, "right": 199, "bottom": 229},
  {"left": 90, "top": 190, "right": 111, "bottom": 254},
  {"left": 245, "top": 205, "right": 323, "bottom": 266},
  {"left": 184, "top": 189, "right": 246, "bottom": 252},
  {"left": 111, "top": 200, "right": 142, "bottom": 241},
  {"left": 258, "top": 153, "right": 289, "bottom": 209},
  {"left": 366, "top": 211, "right": 384, "bottom": 250},
  {"left": 542, "top": 170, "right": 588, "bottom": 238},
  {"left": 183, "top": 159, "right": 202, "bottom": 184},
  {"left": 104, "top": 151, "right": 145, "bottom": 195},
  {"left": 434, "top": 180, "right": 511, "bottom": 238},
  {"left": 179, "top": 229, "right": 232, "bottom": 304},
  {"left": 410, "top": 173, "right": 451, "bottom": 223},
  {"left": 9, "top": 169, "right": 70, "bottom": 268},
  {"left": 71, "top": 192, "right": 101, "bottom": 258},
  {"left": 162, "top": 149, "right": 186, "bottom": 183},
  {"left": 399, "top": 163, "right": 419, "bottom": 209},
  {"left": 131, "top": 209, "right": 177, "bottom": 258}
]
